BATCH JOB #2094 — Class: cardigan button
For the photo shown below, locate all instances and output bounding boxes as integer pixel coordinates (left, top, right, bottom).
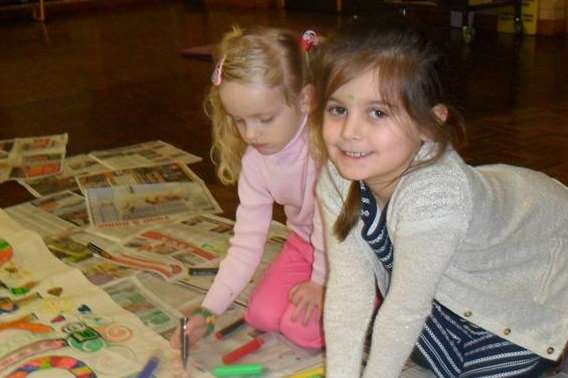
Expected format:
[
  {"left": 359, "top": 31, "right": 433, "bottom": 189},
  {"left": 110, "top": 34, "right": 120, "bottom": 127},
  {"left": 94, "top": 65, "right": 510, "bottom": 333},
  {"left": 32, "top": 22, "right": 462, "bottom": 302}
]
[
  {"left": 503, "top": 328, "right": 511, "bottom": 335},
  {"left": 463, "top": 311, "right": 472, "bottom": 317},
  {"left": 547, "top": 347, "right": 554, "bottom": 354}
]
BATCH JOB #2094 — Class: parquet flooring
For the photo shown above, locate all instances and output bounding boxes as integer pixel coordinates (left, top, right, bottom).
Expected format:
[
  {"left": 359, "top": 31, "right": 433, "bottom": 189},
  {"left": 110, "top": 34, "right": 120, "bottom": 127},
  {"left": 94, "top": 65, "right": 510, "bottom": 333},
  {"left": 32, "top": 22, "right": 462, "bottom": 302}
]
[{"left": 1, "top": 2, "right": 567, "bottom": 220}]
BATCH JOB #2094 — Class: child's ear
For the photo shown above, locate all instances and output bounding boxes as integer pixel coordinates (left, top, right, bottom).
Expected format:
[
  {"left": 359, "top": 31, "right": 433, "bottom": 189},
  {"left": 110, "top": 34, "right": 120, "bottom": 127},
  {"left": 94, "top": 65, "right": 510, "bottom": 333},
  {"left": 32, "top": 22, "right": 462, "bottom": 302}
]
[
  {"left": 432, "top": 104, "right": 449, "bottom": 123},
  {"left": 299, "top": 84, "right": 315, "bottom": 114}
]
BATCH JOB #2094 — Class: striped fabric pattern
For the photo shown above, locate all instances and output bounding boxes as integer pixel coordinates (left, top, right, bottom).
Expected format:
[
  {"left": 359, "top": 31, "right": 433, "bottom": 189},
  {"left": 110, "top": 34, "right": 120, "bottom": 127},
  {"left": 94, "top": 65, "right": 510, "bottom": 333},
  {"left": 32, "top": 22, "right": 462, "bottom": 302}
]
[
  {"left": 358, "top": 181, "right": 546, "bottom": 378},
  {"left": 359, "top": 181, "right": 393, "bottom": 271}
]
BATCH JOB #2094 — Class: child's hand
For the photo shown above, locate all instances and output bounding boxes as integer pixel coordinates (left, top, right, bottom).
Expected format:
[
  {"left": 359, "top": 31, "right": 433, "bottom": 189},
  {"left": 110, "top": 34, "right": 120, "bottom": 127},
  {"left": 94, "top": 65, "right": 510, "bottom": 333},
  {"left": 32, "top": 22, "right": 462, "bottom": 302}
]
[
  {"left": 170, "top": 349, "right": 191, "bottom": 378},
  {"left": 288, "top": 281, "right": 324, "bottom": 326},
  {"left": 169, "top": 314, "right": 210, "bottom": 349}
]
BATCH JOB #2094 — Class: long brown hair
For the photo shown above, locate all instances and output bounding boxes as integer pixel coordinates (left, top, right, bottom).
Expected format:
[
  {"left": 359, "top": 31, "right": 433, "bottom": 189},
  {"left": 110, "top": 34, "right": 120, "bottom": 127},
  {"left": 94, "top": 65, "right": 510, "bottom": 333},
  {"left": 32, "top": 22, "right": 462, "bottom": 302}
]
[{"left": 310, "top": 18, "right": 466, "bottom": 240}]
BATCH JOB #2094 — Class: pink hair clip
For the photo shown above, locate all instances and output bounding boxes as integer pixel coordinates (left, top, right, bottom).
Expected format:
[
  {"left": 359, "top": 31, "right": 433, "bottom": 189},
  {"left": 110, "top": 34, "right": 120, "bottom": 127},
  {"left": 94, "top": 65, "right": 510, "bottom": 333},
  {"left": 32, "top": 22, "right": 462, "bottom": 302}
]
[
  {"left": 211, "top": 55, "right": 226, "bottom": 86},
  {"left": 300, "top": 30, "right": 319, "bottom": 52}
]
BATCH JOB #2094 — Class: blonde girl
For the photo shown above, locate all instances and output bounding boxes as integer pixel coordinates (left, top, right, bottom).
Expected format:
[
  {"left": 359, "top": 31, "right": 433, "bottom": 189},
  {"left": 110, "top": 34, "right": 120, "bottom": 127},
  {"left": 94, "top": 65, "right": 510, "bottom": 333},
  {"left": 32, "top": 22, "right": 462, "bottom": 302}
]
[{"left": 171, "top": 26, "right": 325, "bottom": 351}]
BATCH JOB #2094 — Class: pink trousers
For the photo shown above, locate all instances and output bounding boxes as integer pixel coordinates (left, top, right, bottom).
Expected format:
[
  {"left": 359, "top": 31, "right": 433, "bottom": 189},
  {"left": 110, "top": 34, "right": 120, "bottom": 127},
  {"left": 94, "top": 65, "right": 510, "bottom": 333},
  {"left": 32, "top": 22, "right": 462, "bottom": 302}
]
[{"left": 245, "top": 232, "right": 325, "bottom": 349}]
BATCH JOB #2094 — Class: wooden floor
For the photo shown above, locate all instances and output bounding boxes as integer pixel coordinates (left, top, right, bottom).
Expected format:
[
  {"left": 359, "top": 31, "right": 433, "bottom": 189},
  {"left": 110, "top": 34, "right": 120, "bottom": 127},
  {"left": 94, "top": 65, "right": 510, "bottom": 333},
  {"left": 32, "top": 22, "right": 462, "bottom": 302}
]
[{"left": 1, "top": 2, "right": 568, "bottom": 222}]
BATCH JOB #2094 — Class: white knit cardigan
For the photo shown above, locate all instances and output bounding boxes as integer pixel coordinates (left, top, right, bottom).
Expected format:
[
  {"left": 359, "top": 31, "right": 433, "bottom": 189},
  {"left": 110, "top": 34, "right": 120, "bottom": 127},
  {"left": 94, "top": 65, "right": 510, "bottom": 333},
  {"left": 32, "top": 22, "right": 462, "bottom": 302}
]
[{"left": 318, "top": 144, "right": 568, "bottom": 378}]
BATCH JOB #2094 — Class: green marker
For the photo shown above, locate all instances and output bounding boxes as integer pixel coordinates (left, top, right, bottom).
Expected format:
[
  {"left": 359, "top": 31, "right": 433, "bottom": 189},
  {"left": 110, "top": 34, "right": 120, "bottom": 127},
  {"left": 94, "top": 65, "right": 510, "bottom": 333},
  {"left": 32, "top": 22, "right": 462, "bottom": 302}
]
[
  {"left": 10, "top": 287, "right": 29, "bottom": 296},
  {"left": 212, "top": 363, "right": 264, "bottom": 377}
]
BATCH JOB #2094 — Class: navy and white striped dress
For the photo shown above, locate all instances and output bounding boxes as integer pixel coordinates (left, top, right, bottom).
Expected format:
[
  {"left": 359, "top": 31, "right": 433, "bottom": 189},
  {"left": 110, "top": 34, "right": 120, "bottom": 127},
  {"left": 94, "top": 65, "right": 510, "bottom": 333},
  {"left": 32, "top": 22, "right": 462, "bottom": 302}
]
[{"left": 359, "top": 182, "right": 551, "bottom": 378}]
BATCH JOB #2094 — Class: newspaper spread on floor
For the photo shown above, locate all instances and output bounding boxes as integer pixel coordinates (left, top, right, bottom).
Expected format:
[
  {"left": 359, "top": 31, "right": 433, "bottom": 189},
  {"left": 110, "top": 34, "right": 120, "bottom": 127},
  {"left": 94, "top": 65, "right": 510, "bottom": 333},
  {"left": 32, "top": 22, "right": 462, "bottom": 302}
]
[{"left": 0, "top": 133, "right": 68, "bottom": 183}]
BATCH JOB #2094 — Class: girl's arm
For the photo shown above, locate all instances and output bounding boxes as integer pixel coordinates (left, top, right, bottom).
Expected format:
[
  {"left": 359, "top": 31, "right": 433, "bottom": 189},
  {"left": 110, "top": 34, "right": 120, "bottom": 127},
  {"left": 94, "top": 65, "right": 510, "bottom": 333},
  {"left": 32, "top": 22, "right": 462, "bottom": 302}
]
[
  {"left": 202, "top": 152, "right": 274, "bottom": 314},
  {"left": 309, "top": 202, "right": 326, "bottom": 285},
  {"left": 363, "top": 171, "right": 470, "bottom": 378},
  {"left": 318, "top": 164, "right": 377, "bottom": 377}
]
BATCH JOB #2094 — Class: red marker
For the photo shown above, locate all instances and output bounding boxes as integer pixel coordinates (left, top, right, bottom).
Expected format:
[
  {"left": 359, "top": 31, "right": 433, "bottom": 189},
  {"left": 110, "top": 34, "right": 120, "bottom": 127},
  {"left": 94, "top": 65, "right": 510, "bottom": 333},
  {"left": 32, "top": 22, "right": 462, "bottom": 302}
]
[
  {"left": 215, "top": 318, "right": 246, "bottom": 341},
  {"left": 221, "top": 334, "right": 269, "bottom": 364}
]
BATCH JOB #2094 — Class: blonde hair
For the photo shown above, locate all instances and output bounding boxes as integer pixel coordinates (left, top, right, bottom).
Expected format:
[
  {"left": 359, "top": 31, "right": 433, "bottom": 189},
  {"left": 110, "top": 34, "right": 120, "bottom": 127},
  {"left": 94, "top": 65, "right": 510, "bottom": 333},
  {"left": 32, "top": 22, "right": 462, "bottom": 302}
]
[
  {"left": 310, "top": 19, "right": 466, "bottom": 240},
  {"left": 206, "top": 26, "right": 311, "bottom": 185}
]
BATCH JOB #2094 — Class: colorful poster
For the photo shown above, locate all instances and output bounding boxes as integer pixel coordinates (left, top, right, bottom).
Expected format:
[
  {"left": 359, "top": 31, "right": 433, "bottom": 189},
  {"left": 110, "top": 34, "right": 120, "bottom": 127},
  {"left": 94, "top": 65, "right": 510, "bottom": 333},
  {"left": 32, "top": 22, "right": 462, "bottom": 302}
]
[{"left": 0, "top": 210, "right": 177, "bottom": 377}]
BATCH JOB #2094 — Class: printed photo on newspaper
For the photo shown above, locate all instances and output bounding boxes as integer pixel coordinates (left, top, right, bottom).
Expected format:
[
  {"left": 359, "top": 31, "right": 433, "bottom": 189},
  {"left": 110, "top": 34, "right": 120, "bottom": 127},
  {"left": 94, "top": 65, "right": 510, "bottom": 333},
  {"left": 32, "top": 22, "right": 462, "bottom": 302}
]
[
  {"left": 5, "top": 191, "right": 89, "bottom": 237},
  {"left": 19, "top": 154, "right": 109, "bottom": 197},
  {"left": 85, "top": 182, "right": 221, "bottom": 229},
  {"left": 0, "top": 133, "right": 68, "bottom": 183}
]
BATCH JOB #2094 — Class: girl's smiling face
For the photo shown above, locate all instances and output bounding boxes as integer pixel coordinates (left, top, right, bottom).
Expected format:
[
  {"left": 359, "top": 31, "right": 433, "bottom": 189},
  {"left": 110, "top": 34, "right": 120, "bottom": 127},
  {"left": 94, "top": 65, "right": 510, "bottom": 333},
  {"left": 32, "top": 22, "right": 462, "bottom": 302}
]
[
  {"left": 322, "top": 69, "right": 424, "bottom": 200},
  {"left": 219, "top": 81, "right": 306, "bottom": 155}
]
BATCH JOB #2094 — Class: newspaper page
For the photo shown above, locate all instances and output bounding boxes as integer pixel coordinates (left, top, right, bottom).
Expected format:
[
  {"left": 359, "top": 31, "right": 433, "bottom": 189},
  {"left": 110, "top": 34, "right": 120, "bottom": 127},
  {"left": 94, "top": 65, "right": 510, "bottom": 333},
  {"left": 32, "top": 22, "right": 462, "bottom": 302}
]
[
  {"left": 72, "top": 255, "right": 138, "bottom": 286},
  {"left": 85, "top": 182, "right": 221, "bottom": 229},
  {"left": 147, "top": 214, "right": 234, "bottom": 293},
  {"left": 0, "top": 133, "right": 68, "bottom": 183},
  {"left": 91, "top": 239, "right": 186, "bottom": 282},
  {"left": 75, "top": 161, "right": 206, "bottom": 193},
  {"left": 43, "top": 226, "right": 186, "bottom": 284},
  {"left": 113, "top": 215, "right": 232, "bottom": 292},
  {"left": 18, "top": 154, "right": 109, "bottom": 197},
  {"left": 189, "top": 328, "right": 323, "bottom": 377},
  {"left": 43, "top": 229, "right": 139, "bottom": 286},
  {"left": 88, "top": 222, "right": 154, "bottom": 243},
  {"left": 5, "top": 191, "right": 88, "bottom": 238},
  {"left": 159, "top": 214, "right": 289, "bottom": 296},
  {"left": 0, "top": 210, "right": 177, "bottom": 377},
  {"left": 89, "top": 140, "right": 201, "bottom": 170},
  {"left": 103, "top": 276, "right": 181, "bottom": 336},
  {"left": 136, "top": 272, "right": 205, "bottom": 313},
  {"left": 0, "top": 139, "right": 15, "bottom": 182}
]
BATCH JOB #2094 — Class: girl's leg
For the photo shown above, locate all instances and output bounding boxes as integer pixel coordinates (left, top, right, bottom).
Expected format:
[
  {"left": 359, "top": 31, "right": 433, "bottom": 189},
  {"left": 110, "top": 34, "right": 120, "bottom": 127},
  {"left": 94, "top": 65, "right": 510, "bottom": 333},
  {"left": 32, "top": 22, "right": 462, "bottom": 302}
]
[
  {"left": 245, "top": 233, "right": 313, "bottom": 333},
  {"left": 277, "top": 234, "right": 324, "bottom": 349},
  {"left": 413, "top": 302, "right": 558, "bottom": 378},
  {"left": 280, "top": 303, "right": 325, "bottom": 349},
  {"left": 461, "top": 334, "right": 555, "bottom": 377}
]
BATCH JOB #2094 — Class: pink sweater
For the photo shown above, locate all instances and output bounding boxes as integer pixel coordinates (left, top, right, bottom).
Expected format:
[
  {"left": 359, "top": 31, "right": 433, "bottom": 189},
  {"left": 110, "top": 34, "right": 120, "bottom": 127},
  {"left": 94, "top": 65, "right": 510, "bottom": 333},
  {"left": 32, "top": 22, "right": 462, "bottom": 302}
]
[{"left": 202, "top": 118, "right": 326, "bottom": 314}]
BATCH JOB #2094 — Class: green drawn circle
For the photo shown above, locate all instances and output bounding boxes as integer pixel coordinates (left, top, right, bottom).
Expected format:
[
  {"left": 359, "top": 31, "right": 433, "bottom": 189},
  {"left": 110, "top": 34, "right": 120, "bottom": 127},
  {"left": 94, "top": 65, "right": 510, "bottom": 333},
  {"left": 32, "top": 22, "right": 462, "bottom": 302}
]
[{"left": 68, "top": 334, "right": 106, "bottom": 352}]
